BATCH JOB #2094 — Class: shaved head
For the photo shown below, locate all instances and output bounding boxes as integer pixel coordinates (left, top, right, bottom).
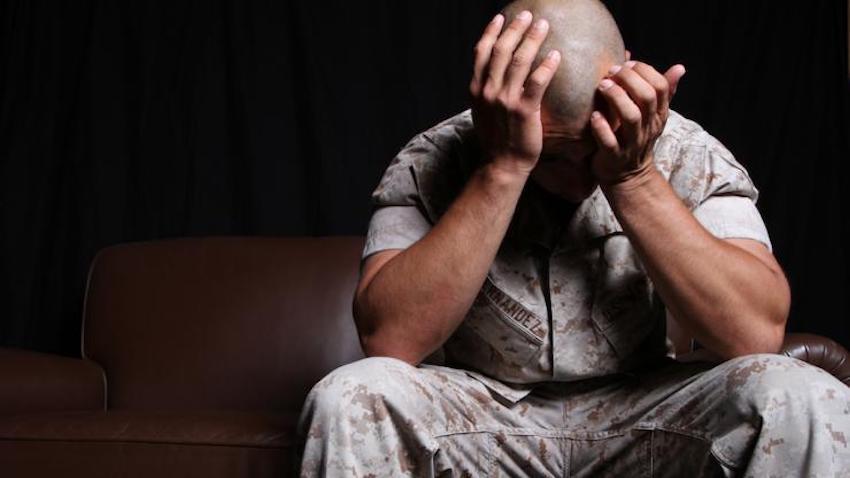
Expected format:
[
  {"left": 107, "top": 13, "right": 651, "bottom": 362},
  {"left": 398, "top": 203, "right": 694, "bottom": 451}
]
[{"left": 502, "top": 0, "right": 625, "bottom": 133}]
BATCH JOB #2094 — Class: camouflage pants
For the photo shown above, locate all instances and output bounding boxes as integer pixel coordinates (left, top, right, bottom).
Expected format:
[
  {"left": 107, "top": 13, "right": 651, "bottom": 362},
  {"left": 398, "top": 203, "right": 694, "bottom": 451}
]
[{"left": 298, "top": 354, "right": 850, "bottom": 477}]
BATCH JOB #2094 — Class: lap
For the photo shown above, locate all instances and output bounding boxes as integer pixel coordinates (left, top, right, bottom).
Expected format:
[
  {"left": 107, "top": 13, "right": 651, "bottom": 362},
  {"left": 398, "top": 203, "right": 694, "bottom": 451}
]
[
  {"left": 302, "top": 354, "right": 849, "bottom": 476},
  {"left": 304, "top": 357, "right": 522, "bottom": 436}
]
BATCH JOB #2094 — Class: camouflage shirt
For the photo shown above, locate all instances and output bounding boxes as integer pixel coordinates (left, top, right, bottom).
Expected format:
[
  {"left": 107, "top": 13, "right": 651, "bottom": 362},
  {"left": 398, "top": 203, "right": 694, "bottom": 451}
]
[{"left": 363, "top": 110, "right": 772, "bottom": 402}]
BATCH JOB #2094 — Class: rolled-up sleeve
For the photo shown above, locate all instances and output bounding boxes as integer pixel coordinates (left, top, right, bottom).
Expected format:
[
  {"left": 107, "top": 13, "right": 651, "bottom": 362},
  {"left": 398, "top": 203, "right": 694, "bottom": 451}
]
[
  {"left": 361, "top": 111, "right": 474, "bottom": 262},
  {"left": 362, "top": 205, "right": 432, "bottom": 260},
  {"left": 692, "top": 195, "right": 772, "bottom": 251},
  {"left": 361, "top": 133, "right": 437, "bottom": 261}
]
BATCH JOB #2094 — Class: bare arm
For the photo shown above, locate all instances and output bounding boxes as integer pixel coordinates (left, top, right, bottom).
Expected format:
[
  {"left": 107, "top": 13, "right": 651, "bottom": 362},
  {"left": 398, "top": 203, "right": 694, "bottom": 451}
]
[
  {"left": 354, "top": 11, "right": 561, "bottom": 365},
  {"left": 355, "top": 164, "right": 526, "bottom": 364},
  {"left": 590, "top": 61, "right": 789, "bottom": 359},
  {"left": 604, "top": 169, "right": 789, "bottom": 358}
]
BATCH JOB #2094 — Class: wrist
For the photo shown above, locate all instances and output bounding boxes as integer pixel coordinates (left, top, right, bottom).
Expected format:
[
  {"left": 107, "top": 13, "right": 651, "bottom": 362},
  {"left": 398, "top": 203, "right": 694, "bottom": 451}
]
[
  {"left": 599, "top": 160, "right": 660, "bottom": 197},
  {"left": 478, "top": 160, "right": 532, "bottom": 190}
]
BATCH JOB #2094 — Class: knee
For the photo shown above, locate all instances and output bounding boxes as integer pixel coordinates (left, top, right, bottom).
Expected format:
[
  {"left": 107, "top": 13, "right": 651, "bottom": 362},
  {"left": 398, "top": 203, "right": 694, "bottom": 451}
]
[
  {"left": 724, "top": 353, "right": 845, "bottom": 415},
  {"left": 302, "top": 357, "right": 416, "bottom": 420}
]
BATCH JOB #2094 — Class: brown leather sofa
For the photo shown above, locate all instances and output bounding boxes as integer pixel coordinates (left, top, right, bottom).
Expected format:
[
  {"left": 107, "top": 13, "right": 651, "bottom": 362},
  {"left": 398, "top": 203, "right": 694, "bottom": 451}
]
[{"left": 0, "top": 236, "right": 848, "bottom": 477}]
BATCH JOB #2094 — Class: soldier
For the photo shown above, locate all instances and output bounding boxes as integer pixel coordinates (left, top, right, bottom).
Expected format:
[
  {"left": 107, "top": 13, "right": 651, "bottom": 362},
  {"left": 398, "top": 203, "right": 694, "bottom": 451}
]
[{"left": 299, "top": 0, "right": 850, "bottom": 476}]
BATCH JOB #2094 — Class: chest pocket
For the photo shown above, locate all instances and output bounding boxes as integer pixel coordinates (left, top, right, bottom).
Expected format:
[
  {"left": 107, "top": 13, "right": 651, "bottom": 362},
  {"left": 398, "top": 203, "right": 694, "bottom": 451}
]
[
  {"left": 590, "top": 235, "right": 663, "bottom": 359},
  {"left": 462, "top": 279, "right": 546, "bottom": 366}
]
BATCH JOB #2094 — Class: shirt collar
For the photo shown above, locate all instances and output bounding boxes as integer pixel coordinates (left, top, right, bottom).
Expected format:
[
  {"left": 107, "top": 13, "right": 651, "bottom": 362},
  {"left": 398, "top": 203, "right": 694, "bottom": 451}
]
[
  {"left": 560, "top": 187, "right": 624, "bottom": 251},
  {"left": 508, "top": 183, "right": 623, "bottom": 254}
]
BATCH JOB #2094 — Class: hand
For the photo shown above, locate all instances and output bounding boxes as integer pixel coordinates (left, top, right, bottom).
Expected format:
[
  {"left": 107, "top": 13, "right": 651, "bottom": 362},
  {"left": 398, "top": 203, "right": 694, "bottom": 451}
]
[
  {"left": 470, "top": 11, "right": 561, "bottom": 177},
  {"left": 590, "top": 60, "right": 686, "bottom": 186}
]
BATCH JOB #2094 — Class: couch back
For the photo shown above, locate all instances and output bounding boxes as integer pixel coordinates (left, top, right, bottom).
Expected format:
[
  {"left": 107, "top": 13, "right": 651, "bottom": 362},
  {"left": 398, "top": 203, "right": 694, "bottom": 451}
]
[{"left": 82, "top": 237, "right": 366, "bottom": 412}]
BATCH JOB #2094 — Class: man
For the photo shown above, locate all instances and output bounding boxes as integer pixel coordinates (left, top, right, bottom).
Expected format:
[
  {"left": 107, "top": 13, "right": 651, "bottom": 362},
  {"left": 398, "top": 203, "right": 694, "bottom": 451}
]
[{"left": 299, "top": 0, "right": 850, "bottom": 476}]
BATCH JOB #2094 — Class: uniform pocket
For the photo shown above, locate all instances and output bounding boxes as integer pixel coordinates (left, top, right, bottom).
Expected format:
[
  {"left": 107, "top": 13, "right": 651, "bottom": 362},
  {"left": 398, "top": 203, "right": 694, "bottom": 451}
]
[
  {"left": 462, "top": 279, "right": 545, "bottom": 366},
  {"left": 486, "top": 429, "right": 651, "bottom": 477},
  {"left": 590, "top": 235, "right": 662, "bottom": 360},
  {"left": 647, "top": 429, "right": 721, "bottom": 477},
  {"left": 569, "top": 429, "right": 651, "bottom": 478},
  {"left": 489, "top": 433, "right": 566, "bottom": 477}
]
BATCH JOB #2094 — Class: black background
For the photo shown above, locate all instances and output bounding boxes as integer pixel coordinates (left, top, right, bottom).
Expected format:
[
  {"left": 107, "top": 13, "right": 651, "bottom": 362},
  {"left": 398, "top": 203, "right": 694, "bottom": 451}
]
[{"left": 1, "top": 1, "right": 848, "bottom": 357}]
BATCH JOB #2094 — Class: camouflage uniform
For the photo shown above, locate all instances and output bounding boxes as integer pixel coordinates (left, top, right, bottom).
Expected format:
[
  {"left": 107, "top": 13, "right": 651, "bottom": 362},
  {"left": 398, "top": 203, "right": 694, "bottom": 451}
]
[{"left": 299, "top": 110, "right": 850, "bottom": 477}]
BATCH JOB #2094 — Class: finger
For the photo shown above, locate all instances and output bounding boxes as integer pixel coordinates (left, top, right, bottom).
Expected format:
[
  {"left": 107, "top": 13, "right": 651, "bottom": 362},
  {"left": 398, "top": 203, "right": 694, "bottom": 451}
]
[
  {"left": 521, "top": 49, "right": 561, "bottom": 106},
  {"left": 608, "top": 64, "right": 658, "bottom": 120},
  {"left": 590, "top": 110, "right": 620, "bottom": 152},
  {"left": 598, "top": 78, "right": 642, "bottom": 141},
  {"left": 664, "top": 64, "right": 687, "bottom": 98},
  {"left": 624, "top": 49, "right": 631, "bottom": 62},
  {"left": 630, "top": 62, "right": 672, "bottom": 115},
  {"left": 470, "top": 14, "right": 505, "bottom": 96},
  {"left": 505, "top": 18, "right": 550, "bottom": 98},
  {"left": 486, "top": 10, "right": 533, "bottom": 93}
]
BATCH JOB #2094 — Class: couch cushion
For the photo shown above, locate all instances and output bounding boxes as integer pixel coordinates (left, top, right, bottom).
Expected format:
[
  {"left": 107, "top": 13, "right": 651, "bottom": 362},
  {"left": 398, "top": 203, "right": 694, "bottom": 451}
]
[
  {"left": 0, "top": 411, "right": 300, "bottom": 477},
  {"left": 0, "top": 348, "right": 105, "bottom": 413}
]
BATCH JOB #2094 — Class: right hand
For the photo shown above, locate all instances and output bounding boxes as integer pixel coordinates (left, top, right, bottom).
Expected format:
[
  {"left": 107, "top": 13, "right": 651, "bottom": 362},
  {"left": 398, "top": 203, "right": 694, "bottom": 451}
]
[{"left": 470, "top": 11, "right": 561, "bottom": 177}]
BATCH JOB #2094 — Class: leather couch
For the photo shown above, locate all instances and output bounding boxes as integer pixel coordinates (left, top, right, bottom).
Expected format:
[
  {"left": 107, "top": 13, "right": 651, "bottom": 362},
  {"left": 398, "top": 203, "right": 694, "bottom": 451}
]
[{"left": 0, "top": 237, "right": 847, "bottom": 477}]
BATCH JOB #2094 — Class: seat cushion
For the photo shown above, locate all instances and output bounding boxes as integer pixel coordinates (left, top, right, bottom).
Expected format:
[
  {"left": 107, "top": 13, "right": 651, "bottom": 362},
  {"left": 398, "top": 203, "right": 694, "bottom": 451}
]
[{"left": 0, "top": 411, "right": 301, "bottom": 477}]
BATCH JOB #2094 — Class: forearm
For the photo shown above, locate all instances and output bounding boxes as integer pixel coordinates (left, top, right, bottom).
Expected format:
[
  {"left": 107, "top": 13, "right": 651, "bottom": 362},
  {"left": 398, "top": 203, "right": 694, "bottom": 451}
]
[
  {"left": 602, "top": 167, "right": 789, "bottom": 358},
  {"left": 356, "top": 162, "right": 528, "bottom": 364}
]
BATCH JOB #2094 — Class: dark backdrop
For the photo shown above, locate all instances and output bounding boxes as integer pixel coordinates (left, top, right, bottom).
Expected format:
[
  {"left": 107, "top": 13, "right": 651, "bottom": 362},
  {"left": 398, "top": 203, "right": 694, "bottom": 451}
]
[{"left": 1, "top": 0, "right": 848, "bottom": 357}]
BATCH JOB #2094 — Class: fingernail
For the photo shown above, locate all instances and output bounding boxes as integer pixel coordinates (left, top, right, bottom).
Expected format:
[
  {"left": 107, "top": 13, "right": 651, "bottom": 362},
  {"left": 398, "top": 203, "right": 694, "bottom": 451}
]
[
  {"left": 547, "top": 50, "right": 560, "bottom": 61},
  {"left": 599, "top": 79, "right": 615, "bottom": 90},
  {"left": 534, "top": 19, "right": 548, "bottom": 31},
  {"left": 517, "top": 10, "right": 532, "bottom": 21},
  {"left": 491, "top": 13, "right": 503, "bottom": 24},
  {"left": 624, "top": 60, "right": 637, "bottom": 68},
  {"left": 591, "top": 111, "right": 602, "bottom": 121},
  {"left": 608, "top": 65, "right": 622, "bottom": 75}
]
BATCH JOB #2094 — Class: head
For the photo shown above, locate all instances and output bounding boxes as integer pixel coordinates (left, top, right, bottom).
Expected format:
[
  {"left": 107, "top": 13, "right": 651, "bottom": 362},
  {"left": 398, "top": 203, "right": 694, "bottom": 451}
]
[{"left": 501, "top": 0, "right": 625, "bottom": 201}]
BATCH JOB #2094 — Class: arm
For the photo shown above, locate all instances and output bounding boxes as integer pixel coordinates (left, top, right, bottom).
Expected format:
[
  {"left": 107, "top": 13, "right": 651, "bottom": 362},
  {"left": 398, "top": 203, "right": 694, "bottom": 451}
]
[
  {"left": 354, "top": 11, "right": 561, "bottom": 365},
  {"left": 590, "top": 62, "right": 789, "bottom": 360},
  {"left": 355, "top": 164, "right": 526, "bottom": 364},
  {"left": 604, "top": 169, "right": 789, "bottom": 358}
]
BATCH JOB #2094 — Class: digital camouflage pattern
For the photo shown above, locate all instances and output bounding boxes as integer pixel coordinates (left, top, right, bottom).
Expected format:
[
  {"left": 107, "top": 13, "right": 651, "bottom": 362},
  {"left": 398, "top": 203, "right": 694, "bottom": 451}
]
[
  {"left": 300, "top": 354, "right": 850, "bottom": 476},
  {"left": 299, "top": 111, "right": 850, "bottom": 476}
]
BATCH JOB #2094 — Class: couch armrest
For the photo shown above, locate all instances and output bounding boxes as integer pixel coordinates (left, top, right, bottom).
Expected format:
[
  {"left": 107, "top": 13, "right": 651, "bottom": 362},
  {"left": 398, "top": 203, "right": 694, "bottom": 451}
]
[
  {"left": 0, "top": 348, "right": 106, "bottom": 413},
  {"left": 781, "top": 333, "right": 850, "bottom": 387}
]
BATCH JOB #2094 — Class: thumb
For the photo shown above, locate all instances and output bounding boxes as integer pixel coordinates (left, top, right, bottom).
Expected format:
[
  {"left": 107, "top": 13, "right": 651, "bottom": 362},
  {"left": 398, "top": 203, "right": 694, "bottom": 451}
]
[{"left": 665, "top": 64, "right": 687, "bottom": 97}]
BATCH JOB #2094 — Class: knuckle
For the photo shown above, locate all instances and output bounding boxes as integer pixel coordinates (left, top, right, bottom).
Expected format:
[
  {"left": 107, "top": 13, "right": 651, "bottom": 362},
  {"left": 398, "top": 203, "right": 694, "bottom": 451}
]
[
  {"left": 523, "top": 28, "right": 544, "bottom": 43},
  {"left": 509, "top": 106, "right": 528, "bottom": 120},
  {"left": 525, "top": 73, "right": 545, "bottom": 89},
  {"left": 625, "top": 110, "right": 642, "bottom": 124},
  {"left": 496, "top": 92, "right": 513, "bottom": 108},
  {"left": 510, "top": 52, "right": 530, "bottom": 68},
  {"left": 505, "top": 20, "right": 525, "bottom": 32},
  {"left": 620, "top": 105, "right": 641, "bottom": 124},
  {"left": 639, "top": 90, "right": 657, "bottom": 106},
  {"left": 493, "top": 43, "right": 512, "bottom": 58}
]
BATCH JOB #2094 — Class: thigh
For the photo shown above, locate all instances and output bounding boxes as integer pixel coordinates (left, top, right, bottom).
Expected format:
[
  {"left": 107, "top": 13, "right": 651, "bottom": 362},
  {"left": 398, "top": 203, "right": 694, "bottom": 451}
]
[
  {"left": 625, "top": 353, "right": 850, "bottom": 473},
  {"left": 302, "top": 358, "right": 561, "bottom": 475}
]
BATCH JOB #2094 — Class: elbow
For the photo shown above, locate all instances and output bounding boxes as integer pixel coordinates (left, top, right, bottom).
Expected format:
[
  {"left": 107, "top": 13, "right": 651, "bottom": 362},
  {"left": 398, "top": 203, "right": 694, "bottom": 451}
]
[
  {"left": 720, "top": 284, "right": 790, "bottom": 359},
  {"left": 358, "top": 329, "right": 422, "bottom": 366},
  {"left": 718, "top": 314, "right": 787, "bottom": 360},
  {"left": 352, "top": 298, "right": 424, "bottom": 366}
]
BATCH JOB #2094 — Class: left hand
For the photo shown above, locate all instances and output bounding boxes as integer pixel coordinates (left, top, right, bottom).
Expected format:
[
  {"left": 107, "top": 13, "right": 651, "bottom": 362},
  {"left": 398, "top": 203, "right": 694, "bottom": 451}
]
[{"left": 590, "top": 61, "right": 686, "bottom": 186}]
